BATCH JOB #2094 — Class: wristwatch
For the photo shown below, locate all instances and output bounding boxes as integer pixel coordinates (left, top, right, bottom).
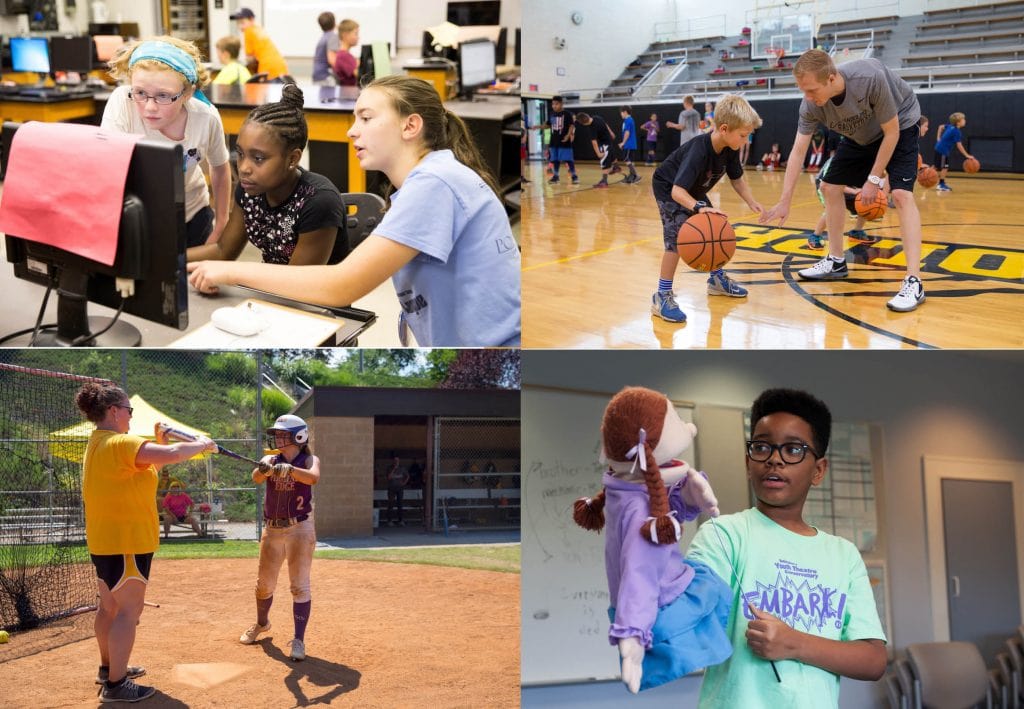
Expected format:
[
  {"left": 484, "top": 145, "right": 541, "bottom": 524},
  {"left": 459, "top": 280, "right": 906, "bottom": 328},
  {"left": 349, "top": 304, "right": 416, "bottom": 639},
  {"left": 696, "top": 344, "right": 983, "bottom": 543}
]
[
  {"left": 692, "top": 200, "right": 709, "bottom": 213},
  {"left": 867, "top": 174, "right": 884, "bottom": 186}
]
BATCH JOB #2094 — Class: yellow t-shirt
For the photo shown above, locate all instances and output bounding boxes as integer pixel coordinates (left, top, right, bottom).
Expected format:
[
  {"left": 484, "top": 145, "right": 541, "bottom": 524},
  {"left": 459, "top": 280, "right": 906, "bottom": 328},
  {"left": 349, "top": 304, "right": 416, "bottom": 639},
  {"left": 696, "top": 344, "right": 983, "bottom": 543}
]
[
  {"left": 212, "top": 60, "right": 253, "bottom": 86},
  {"left": 244, "top": 26, "right": 289, "bottom": 80},
  {"left": 82, "top": 429, "right": 159, "bottom": 555}
]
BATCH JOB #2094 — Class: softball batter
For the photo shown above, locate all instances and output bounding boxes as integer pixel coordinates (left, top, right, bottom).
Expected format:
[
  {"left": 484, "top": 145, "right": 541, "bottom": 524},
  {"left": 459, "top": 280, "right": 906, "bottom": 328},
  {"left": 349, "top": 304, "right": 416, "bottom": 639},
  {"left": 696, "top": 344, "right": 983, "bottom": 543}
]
[{"left": 239, "top": 414, "right": 320, "bottom": 661}]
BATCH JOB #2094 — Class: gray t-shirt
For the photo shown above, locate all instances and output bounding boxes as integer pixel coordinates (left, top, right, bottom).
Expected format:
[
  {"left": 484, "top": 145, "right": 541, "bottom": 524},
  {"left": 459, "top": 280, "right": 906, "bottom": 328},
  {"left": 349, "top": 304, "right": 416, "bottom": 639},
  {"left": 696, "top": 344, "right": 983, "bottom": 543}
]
[
  {"left": 798, "top": 58, "right": 920, "bottom": 145},
  {"left": 677, "top": 107, "right": 702, "bottom": 146},
  {"left": 313, "top": 30, "right": 341, "bottom": 82}
]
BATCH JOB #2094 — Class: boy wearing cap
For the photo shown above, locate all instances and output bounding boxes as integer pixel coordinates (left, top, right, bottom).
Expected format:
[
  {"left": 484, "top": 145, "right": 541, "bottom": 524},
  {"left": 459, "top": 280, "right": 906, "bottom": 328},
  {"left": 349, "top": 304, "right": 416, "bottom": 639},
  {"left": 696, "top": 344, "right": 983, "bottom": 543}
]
[{"left": 230, "top": 7, "right": 289, "bottom": 81}]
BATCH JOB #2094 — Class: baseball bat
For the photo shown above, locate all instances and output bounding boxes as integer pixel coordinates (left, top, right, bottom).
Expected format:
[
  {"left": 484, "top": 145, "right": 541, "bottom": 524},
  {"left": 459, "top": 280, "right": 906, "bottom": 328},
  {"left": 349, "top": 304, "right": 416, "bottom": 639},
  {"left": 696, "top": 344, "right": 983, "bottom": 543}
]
[{"left": 156, "top": 424, "right": 264, "bottom": 467}]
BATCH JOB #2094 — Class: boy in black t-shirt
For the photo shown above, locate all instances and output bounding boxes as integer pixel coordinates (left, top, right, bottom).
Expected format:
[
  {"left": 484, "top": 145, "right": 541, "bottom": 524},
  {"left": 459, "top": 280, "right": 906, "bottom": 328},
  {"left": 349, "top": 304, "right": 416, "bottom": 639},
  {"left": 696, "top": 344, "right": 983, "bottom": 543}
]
[
  {"left": 575, "top": 112, "right": 622, "bottom": 188},
  {"left": 540, "top": 95, "right": 579, "bottom": 185},
  {"left": 650, "top": 95, "right": 764, "bottom": 323}
]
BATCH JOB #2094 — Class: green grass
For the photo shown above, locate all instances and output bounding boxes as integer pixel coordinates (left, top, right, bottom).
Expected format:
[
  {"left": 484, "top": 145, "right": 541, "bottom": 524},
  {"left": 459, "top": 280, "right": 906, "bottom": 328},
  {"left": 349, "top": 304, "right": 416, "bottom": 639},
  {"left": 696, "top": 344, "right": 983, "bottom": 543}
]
[{"left": 154, "top": 539, "right": 520, "bottom": 574}]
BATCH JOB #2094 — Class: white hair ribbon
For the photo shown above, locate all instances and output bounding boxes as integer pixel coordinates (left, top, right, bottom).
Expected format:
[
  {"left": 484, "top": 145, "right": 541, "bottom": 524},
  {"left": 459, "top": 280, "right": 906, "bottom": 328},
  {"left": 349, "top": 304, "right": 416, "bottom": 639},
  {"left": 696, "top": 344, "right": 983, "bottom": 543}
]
[
  {"left": 625, "top": 428, "right": 648, "bottom": 475},
  {"left": 644, "top": 511, "right": 681, "bottom": 544}
]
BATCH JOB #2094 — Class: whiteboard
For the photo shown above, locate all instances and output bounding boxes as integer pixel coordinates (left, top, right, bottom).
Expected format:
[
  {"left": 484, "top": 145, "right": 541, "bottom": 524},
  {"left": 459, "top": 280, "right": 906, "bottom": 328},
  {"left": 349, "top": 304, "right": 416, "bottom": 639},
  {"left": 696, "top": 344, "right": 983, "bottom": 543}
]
[
  {"left": 262, "top": 0, "right": 398, "bottom": 59},
  {"left": 521, "top": 385, "right": 697, "bottom": 686}
]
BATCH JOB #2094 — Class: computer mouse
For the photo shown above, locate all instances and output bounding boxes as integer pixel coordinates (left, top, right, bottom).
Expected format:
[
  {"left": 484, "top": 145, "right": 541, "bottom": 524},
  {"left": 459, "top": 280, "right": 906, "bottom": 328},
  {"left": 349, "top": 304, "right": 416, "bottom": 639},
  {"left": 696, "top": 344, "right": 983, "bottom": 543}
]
[{"left": 211, "top": 305, "right": 267, "bottom": 337}]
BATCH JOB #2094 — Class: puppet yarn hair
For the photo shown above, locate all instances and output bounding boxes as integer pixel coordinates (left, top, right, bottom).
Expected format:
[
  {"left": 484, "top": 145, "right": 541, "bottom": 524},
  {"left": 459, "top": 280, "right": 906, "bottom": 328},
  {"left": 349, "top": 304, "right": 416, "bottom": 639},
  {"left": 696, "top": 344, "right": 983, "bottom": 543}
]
[{"left": 573, "top": 387, "right": 679, "bottom": 545}]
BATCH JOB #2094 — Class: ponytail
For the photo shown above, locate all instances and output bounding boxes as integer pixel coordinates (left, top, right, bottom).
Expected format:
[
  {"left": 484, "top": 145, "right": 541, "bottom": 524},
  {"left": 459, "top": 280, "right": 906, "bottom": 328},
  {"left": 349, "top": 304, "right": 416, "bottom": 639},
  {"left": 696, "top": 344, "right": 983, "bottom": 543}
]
[{"left": 573, "top": 490, "right": 606, "bottom": 531}]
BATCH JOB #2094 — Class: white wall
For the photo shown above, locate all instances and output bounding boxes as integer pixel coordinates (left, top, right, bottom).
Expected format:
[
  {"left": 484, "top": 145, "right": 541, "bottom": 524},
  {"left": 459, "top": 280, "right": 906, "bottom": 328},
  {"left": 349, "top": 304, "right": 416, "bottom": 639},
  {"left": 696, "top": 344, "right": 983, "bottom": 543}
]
[{"left": 521, "top": 349, "right": 1024, "bottom": 707}]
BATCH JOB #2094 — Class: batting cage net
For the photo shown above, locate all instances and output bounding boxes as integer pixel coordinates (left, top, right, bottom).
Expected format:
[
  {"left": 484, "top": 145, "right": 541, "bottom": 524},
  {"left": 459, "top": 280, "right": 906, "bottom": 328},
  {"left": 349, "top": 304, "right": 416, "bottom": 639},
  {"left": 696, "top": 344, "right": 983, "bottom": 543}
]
[
  {"left": 433, "top": 417, "right": 521, "bottom": 532},
  {"left": 0, "top": 363, "right": 105, "bottom": 632}
]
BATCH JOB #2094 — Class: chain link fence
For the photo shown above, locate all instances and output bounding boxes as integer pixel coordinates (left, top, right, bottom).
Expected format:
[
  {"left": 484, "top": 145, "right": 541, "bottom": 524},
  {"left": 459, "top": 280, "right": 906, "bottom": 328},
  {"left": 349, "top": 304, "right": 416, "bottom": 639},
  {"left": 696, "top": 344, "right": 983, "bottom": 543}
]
[
  {"left": 433, "top": 417, "right": 521, "bottom": 532},
  {"left": 0, "top": 350, "right": 287, "bottom": 545}
]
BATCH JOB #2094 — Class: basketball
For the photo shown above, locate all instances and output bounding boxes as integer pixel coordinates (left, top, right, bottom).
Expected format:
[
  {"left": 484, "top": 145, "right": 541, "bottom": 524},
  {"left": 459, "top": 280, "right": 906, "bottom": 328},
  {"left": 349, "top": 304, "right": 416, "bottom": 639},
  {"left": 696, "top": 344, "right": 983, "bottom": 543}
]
[
  {"left": 676, "top": 211, "right": 736, "bottom": 272},
  {"left": 918, "top": 166, "right": 939, "bottom": 188},
  {"left": 855, "top": 190, "right": 887, "bottom": 220},
  {"left": 964, "top": 157, "right": 981, "bottom": 173}
]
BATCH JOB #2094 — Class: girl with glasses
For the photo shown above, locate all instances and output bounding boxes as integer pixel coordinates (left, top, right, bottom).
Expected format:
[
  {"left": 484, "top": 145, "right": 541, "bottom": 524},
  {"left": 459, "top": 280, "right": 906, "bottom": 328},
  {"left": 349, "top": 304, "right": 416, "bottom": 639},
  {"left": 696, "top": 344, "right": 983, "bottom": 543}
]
[{"left": 101, "top": 36, "right": 231, "bottom": 250}]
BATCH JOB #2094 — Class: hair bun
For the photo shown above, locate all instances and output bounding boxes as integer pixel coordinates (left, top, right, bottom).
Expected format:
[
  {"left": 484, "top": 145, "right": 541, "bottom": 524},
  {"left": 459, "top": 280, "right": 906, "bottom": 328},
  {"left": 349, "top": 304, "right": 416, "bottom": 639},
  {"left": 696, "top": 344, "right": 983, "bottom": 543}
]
[{"left": 280, "top": 82, "right": 304, "bottom": 110}]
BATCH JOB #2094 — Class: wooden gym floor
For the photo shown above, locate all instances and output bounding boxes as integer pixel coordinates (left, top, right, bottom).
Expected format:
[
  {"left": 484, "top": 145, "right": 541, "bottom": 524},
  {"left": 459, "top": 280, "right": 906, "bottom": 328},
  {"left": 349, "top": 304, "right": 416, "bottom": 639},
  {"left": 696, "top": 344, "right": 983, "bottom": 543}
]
[{"left": 521, "top": 162, "right": 1024, "bottom": 349}]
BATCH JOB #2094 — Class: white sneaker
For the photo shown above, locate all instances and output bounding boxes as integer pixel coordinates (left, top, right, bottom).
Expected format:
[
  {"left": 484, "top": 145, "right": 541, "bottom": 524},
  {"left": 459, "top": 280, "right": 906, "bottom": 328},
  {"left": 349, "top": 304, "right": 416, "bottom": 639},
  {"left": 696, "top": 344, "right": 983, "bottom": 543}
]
[
  {"left": 887, "top": 275, "right": 925, "bottom": 312},
  {"left": 798, "top": 256, "right": 848, "bottom": 280},
  {"left": 289, "top": 638, "right": 306, "bottom": 661},
  {"left": 240, "top": 622, "right": 271, "bottom": 644}
]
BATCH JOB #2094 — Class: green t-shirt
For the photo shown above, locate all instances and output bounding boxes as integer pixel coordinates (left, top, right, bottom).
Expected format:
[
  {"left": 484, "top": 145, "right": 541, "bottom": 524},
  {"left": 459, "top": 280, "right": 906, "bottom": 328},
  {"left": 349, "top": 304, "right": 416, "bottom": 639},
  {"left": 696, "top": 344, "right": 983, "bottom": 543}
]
[{"left": 687, "top": 507, "right": 886, "bottom": 709}]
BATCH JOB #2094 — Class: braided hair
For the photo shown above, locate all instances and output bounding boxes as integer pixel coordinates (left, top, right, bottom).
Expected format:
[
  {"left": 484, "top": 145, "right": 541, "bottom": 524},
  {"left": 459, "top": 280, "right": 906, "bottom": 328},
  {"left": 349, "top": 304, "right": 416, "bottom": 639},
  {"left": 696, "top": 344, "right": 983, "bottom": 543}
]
[
  {"left": 573, "top": 387, "right": 680, "bottom": 545},
  {"left": 241, "top": 82, "right": 308, "bottom": 154}
]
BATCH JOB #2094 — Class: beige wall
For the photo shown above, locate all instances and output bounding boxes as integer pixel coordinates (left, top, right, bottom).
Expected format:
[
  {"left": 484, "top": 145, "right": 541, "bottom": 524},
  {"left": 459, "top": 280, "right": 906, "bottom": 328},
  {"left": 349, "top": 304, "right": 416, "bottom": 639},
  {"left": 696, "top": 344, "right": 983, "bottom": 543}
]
[{"left": 312, "top": 415, "right": 375, "bottom": 537}]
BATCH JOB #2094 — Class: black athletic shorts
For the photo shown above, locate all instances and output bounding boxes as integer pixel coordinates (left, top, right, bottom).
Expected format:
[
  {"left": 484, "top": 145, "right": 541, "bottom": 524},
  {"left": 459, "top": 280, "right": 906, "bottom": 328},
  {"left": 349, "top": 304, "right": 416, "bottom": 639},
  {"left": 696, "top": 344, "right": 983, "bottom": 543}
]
[
  {"left": 822, "top": 125, "right": 919, "bottom": 193},
  {"left": 598, "top": 143, "right": 620, "bottom": 170},
  {"left": 936, "top": 153, "right": 951, "bottom": 171},
  {"left": 91, "top": 552, "right": 153, "bottom": 592}
]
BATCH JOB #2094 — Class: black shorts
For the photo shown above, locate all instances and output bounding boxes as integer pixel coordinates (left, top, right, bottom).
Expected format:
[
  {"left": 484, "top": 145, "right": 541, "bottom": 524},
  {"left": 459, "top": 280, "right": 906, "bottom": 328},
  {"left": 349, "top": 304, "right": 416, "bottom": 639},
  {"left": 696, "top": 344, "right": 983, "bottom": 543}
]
[
  {"left": 598, "top": 143, "right": 620, "bottom": 170},
  {"left": 91, "top": 552, "right": 153, "bottom": 592},
  {"left": 657, "top": 199, "right": 695, "bottom": 252},
  {"left": 936, "top": 153, "right": 951, "bottom": 171},
  {"left": 646, "top": 140, "right": 657, "bottom": 152},
  {"left": 621, "top": 148, "right": 635, "bottom": 164},
  {"left": 822, "top": 125, "right": 919, "bottom": 193}
]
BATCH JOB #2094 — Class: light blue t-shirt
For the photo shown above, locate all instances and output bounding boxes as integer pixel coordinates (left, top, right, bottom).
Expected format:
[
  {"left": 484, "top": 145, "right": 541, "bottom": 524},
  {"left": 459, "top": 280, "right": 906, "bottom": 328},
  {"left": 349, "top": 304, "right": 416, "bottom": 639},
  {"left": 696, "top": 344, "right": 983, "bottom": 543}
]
[
  {"left": 687, "top": 507, "right": 886, "bottom": 709},
  {"left": 621, "top": 115, "right": 638, "bottom": 150},
  {"left": 375, "top": 150, "right": 521, "bottom": 347}
]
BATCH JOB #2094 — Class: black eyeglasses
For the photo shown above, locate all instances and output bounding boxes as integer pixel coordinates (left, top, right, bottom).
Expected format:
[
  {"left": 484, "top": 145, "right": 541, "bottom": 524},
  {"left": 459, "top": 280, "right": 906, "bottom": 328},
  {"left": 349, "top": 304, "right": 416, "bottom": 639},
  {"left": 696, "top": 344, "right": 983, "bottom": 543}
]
[
  {"left": 128, "top": 88, "right": 186, "bottom": 105},
  {"left": 746, "top": 440, "right": 819, "bottom": 464},
  {"left": 115, "top": 404, "right": 134, "bottom": 415}
]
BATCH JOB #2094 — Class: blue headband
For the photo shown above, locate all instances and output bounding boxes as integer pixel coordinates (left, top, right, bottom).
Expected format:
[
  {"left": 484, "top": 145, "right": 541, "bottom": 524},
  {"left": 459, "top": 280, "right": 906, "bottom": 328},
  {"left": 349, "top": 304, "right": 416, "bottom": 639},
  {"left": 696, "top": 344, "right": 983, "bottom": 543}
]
[{"left": 129, "top": 41, "right": 212, "bottom": 106}]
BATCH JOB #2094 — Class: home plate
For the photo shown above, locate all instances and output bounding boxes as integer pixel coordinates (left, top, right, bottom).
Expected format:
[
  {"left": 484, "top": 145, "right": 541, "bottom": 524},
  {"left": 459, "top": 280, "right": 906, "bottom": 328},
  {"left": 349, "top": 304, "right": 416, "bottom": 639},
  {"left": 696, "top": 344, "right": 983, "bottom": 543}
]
[{"left": 171, "top": 663, "right": 251, "bottom": 689}]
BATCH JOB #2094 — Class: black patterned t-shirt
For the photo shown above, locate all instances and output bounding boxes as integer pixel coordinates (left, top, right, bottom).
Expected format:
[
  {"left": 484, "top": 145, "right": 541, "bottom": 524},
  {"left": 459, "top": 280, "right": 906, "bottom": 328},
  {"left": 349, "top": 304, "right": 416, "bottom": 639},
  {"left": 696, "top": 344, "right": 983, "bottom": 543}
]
[{"left": 235, "top": 169, "right": 349, "bottom": 265}]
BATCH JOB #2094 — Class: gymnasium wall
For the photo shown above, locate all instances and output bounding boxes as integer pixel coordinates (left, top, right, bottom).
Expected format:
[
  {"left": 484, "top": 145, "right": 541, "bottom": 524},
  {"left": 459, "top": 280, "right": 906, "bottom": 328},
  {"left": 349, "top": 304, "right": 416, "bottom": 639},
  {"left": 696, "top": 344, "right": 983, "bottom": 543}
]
[{"left": 569, "top": 89, "right": 1024, "bottom": 173}]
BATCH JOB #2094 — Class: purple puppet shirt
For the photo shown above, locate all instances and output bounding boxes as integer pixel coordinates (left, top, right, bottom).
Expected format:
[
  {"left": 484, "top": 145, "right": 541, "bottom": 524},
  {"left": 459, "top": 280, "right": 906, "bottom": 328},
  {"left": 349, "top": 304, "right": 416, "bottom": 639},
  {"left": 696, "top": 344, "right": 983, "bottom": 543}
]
[{"left": 602, "top": 470, "right": 704, "bottom": 648}]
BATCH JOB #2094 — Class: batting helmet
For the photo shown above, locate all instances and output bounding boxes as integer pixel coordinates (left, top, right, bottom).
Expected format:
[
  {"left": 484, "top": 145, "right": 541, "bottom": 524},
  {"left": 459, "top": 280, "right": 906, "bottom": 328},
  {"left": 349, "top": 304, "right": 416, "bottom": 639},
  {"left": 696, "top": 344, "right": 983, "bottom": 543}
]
[{"left": 266, "top": 414, "right": 309, "bottom": 445}]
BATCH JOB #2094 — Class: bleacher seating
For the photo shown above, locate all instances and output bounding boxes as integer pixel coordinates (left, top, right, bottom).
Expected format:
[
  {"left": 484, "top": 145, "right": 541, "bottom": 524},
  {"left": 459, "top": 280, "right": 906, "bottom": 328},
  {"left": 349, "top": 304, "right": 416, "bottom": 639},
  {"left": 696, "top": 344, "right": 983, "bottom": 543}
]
[{"left": 591, "top": 4, "right": 1023, "bottom": 102}]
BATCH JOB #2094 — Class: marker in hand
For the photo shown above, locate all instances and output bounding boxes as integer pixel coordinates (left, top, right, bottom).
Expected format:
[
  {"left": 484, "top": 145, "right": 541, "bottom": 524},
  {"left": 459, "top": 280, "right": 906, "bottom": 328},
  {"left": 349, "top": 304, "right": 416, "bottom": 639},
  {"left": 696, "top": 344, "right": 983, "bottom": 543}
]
[{"left": 747, "top": 602, "right": 783, "bottom": 683}]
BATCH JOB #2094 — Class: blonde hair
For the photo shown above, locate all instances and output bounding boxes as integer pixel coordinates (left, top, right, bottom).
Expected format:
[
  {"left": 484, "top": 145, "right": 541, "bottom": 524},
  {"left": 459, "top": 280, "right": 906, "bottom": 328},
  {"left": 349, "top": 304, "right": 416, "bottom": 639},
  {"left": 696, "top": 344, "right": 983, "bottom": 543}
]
[
  {"left": 107, "top": 35, "right": 211, "bottom": 89},
  {"left": 338, "top": 19, "right": 359, "bottom": 35},
  {"left": 713, "top": 94, "right": 763, "bottom": 130},
  {"left": 792, "top": 48, "right": 837, "bottom": 84},
  {"left": 364, "top": 74, "right": 499, "bottom": 200},
  {"left": 683, "top": 95, "right": 694, "bottom": 107},
  {"left": 949, "top": 112, "right": 965, "bottom": 125},
  {"left": 215, "top": 36, "right": 241, "bottom": 60}
]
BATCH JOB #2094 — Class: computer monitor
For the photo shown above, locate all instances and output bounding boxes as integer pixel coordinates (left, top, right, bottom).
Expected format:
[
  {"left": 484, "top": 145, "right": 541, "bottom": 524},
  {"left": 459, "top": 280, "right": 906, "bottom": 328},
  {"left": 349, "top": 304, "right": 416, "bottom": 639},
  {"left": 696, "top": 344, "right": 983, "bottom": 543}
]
[
  {"left": 10, "top": 36, "right": 49, "bottom": 74},
  {"left": 93, "top": 34, "right": 125, "bottom": 63},
  {"left": 357, "top": 41, "right": 391, "bottom": 87},
  {"left": 2, "top": 122, "right": 188, "bottom": 346},
  {"left": 87, "top": 22, "right": 120, "bottom": 36},
  {"left": 447, "top": 1, "right": 500, "bottom": 26},
  {"left": 49, "top": 36, "right": 93, "bottom": 75},
  {"left": 457, "top": 38, "right": 496, "bottom": 99}
]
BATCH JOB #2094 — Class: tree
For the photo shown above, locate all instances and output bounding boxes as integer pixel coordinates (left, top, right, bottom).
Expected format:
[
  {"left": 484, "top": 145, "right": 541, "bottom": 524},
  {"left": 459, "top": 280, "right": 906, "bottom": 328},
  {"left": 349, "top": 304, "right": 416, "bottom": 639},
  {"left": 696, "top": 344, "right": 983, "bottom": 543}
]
[{"left": 439, "top": 350, "right": 520, "bottom": 390}]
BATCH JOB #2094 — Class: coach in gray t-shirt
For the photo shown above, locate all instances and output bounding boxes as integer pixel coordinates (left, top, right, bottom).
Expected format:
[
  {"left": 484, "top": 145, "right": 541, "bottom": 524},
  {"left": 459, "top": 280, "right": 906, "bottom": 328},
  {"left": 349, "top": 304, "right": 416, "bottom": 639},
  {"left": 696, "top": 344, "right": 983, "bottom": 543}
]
[
  {"left": 667, "top": 96, "right": 703, "bottom": 146},
  {"left": 761, "top": 50, "right": 927, "bottom": 314},
  {"left": 797, "top": 58, "right": 920, "bottom": 145}
]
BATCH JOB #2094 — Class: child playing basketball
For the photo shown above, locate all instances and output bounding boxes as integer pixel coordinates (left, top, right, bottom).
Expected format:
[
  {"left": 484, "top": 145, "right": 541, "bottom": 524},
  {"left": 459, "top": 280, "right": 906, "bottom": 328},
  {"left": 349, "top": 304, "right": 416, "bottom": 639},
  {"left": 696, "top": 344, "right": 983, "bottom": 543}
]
[
  {"left": 760, "top": 49, "right": 927, "bottom": 312},
  {"left": 650, "top": 94, "right": 764, "bottom": 323},
  {"left": 575, "top": 112, "right": 622, "bottom": 189},
  {"left": 642, "top": 113, "right": 660, "bottom": 165},
  {"left": 241, "top": 415, "right": 320, "bottom": 661},
  {"left": 687, "top": 388, "right": 886, "bottom": 707},
  {"left": 934, "top": 112, "right": 974, "bottom": 192},
  {"left": 805, "top": 157, "right": 877, "bottom": 249},
  {"left": 618, "top": 107, "right": 641, "bottom": 184},
  {"left": 542, "top": 95, "right": 579, "bottom": 185}
]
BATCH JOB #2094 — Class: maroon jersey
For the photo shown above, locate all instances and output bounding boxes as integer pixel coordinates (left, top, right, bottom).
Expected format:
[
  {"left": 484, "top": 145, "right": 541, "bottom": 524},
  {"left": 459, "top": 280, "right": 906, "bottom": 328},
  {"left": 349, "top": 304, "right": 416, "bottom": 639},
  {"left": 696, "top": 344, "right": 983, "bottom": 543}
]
[{"left": 263, "top": 451, "right": 314, "bottom": 519}]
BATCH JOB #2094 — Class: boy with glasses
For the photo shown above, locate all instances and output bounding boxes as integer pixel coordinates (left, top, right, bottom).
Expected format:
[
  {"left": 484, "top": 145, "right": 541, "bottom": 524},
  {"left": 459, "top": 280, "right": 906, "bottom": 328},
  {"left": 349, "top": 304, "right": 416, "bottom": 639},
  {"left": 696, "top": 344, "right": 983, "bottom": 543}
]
[{"left": 687, "top": 388, "right": 886, "bottom": 708}]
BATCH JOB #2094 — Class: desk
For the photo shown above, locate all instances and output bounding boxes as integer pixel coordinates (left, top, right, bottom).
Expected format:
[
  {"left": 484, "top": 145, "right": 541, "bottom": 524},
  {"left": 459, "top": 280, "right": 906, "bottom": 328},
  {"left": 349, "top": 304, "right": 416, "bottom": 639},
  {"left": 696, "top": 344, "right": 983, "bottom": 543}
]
[
  {"left": 206, "top": 83, "right": 364, "bottom": 194},
  {"left": 0, "top": 234, "right": 378, "bottom": 347},
  {"left": 0, "top": 93, "right": 98, "bottom": 123},
  {"left": 170, "top": 297, "right": 368, "bottom": 348},
  {"left": 404, "top": 61, "right": 457, "bottom": 100}
]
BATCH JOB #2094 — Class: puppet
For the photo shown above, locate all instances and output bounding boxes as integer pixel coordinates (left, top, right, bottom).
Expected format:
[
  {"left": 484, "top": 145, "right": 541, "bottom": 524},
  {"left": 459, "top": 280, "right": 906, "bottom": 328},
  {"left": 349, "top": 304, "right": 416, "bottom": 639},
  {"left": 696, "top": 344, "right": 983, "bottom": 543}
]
[{"left": 574, "top": 386, "right": 732, "bottom": 693}]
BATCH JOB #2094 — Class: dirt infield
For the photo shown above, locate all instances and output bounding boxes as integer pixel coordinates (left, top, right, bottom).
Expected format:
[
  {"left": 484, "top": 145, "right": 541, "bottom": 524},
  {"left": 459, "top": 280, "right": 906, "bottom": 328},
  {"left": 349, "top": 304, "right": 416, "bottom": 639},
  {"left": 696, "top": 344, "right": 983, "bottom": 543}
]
[{"left": 0, "top": 557, "right": 519, "bottom": 708}]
